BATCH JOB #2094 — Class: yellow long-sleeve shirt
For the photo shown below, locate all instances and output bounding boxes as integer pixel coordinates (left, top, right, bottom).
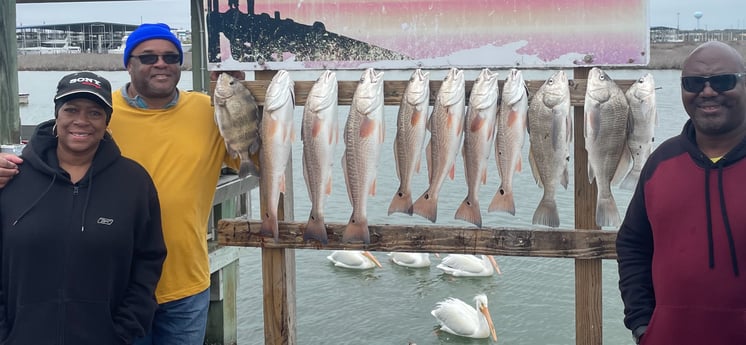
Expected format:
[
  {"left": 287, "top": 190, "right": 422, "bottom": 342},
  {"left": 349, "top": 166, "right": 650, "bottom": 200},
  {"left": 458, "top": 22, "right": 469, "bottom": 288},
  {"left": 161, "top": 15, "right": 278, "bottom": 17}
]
[{"left": 110, "top": 89, "right": 239, "bottom": 303}]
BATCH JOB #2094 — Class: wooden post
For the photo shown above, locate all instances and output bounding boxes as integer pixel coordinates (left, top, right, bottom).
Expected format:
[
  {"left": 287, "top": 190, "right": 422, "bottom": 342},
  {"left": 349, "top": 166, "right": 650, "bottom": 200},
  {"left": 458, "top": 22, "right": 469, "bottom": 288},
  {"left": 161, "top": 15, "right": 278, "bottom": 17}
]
[
  {"left": 0, "top": 1, "right": 21, "bottom": 144},
  {"left": 190, "top": 0, "right": 209, "bottom": 93},
  {"left": 573, "top": 67, "right": 603, "bottom": 345},
  {"left": 256, "top": 70, "right": 297, "bottom": 345}
]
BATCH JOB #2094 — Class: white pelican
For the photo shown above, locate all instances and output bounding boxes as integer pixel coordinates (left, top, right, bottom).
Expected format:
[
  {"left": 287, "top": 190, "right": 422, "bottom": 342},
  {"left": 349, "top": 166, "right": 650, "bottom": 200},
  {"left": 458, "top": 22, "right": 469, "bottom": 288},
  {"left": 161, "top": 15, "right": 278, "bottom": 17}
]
[
  {"left": 326, "top": 250, "right": 382, "bottom": 269},
  {"left": 436, "top": 254, "right": 501, "bottom": 276},
  {"left": 388, "top": 252, "right": 434, "bottom": 268},
  {"left": 431, "top": 294, "right": 497, "bottom": 341}
]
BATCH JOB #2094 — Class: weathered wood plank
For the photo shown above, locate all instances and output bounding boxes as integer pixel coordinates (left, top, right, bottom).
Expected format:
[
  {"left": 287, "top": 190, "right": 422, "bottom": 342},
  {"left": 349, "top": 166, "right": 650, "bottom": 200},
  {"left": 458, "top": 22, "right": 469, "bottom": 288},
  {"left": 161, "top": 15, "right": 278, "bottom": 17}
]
[
  {"left": 212, "top": 78, "right": 634, "bottom": 107},
  {"left": 218, "top": 219, "right": 618, "bottom": 260},
  {"left": 573, "top": 67, "right": 603, "bottom": 345}
]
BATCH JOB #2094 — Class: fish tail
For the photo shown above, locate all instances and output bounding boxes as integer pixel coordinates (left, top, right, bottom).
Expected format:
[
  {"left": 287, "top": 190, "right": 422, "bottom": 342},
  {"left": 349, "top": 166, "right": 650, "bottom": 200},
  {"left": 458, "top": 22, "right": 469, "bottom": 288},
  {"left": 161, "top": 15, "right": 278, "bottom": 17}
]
[
  {"left": 454, "top": 197, "right": 482, "bottom": 228},
  {"left": 342, "top": 217, "right": 370, "bottom": 244},
  {"left": 303, "top": 213, "right": 328, "bottom": 244},
  {"left": 387, "top": 189, "right": 413, "bottom": 215},
  {"left": 488, "top": 187, "right": 516, "bottom": 215},
  {"left": 532, "top": 198, "right": 560, "bottom": 227},
  {"left": 260, "top": 213, "right": 279, "bottom": 242},
  {"left": 238, "top": 159, "right": 260, "bottom": 178},
  {"left": 596, "top": 196, "right": 621, "bottom": 227},
  {"left": 412, "top": 191, "right": 438, "bottom": 223},
  {"left": 619, "top": 170, "right": 641, "bottom": 191}
]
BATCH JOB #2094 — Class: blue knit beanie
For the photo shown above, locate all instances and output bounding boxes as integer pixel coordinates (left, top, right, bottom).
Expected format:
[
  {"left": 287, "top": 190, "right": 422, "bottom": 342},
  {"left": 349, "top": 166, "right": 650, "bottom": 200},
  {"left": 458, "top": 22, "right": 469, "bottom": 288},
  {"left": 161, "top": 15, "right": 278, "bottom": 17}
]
[{"left": 123, "top": 23, "right": 183, "bottom": 67}]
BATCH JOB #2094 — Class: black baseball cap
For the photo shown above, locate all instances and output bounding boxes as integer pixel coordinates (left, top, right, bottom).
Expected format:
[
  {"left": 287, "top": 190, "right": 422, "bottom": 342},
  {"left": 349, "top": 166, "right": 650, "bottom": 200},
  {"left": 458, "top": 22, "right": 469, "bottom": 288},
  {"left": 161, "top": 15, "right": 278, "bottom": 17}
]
[{"left": 54, "top": 72, "right": 113, "bottom": 117}]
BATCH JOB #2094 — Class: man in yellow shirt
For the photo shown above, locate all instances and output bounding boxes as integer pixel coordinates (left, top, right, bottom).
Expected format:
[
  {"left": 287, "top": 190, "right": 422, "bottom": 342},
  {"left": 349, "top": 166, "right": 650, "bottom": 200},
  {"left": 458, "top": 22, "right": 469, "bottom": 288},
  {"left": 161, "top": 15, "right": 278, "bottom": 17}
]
[{"left": 112, "top": 23, "right": 240, "bottom": 345}]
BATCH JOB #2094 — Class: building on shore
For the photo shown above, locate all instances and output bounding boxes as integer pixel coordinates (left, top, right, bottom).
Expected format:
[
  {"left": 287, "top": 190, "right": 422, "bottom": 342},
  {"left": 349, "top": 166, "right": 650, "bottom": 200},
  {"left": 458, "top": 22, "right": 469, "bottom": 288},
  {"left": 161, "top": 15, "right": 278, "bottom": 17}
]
[
  {"left": 651, "top": 26, "right": 746, "bottom": 43},
  {"left": 16, "top": 22, "right": 191, "bottom": 55}
]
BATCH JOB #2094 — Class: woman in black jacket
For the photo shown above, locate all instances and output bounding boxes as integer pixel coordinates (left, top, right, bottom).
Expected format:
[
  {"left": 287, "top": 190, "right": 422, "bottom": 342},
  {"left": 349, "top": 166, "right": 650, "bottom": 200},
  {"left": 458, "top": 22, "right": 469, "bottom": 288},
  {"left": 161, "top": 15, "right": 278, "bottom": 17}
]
[{"left": 0, "top": 72, "right": 166, "bottom": 345}]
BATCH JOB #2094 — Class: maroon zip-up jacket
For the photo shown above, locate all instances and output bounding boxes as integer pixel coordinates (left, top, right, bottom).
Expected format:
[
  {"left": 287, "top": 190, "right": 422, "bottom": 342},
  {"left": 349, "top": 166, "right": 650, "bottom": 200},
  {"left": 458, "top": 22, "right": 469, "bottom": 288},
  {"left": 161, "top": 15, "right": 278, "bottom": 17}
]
[{"left": 617, "top": 119, "right": 746, "bottom": 344}]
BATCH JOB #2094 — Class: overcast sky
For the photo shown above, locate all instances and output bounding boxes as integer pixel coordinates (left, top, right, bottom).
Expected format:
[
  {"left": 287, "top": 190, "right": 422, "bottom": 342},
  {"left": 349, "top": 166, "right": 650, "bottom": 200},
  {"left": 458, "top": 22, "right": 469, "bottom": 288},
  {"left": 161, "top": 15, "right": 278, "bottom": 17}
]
[{"left": 15, "top": 0, "right": 746, "bottom": 31}]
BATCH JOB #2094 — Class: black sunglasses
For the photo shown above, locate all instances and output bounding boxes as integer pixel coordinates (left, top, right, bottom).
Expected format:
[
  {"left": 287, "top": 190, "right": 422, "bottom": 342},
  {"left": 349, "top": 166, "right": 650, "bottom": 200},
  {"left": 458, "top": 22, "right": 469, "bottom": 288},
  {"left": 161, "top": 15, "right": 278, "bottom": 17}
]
[
  {"left": 681, "top": 73, "right": 745, "bottom": 93},
  {"left": 130, "top": 53, "right": 181, "bottom": 65}
]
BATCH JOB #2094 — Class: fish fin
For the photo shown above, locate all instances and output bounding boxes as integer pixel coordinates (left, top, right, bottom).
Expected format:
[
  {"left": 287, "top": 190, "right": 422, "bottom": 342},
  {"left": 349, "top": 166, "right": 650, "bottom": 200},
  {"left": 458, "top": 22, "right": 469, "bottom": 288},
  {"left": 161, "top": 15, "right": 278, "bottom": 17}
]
[
  {"left": 470, "top": 113, "right": 485, "bottom": 132},
  {"left": 412, "top": 190, "right": 438, "bottom": 222},
  {"left": 488, "top": 187, "right": 516, "bottom": 215},
  {"left": 388, "top": 190, "right": 413, "bottom": 216},
  {"left": 342, "top": 217, "right": 370, "bottom": 244},
  {"left": 415, "top": 156, "right": 422, "bottom": 174},
  {"left": 532, "top": 197, "right": 560, "bottom": 227},
  {"left": 411, "top": 109, "right": 423, "bottom": 127},
  {"left": 393, "top": 140, "right": 401, "bottom": 180},
  {"left": 596, "top": 195, "right": 621, "bottom": 228},
  {"left": 425, "top": 141, "right": 433, "bottom": 181},
  {"left": 619, "top": 169, "right": 641, "bottom": 191},
  {"left": 325, "top": 174, "right": 333, "bottom": 195},
  {"left": 507, "top": 110, "right": 519, "bottom": 127},
  {"left": 303, "top": 214, "right": 328, "bottom": 244},
  {"left": 448, "top": 163, "right": 455, "bottom": 180},
  {"left": 279, "top": 174, "right": 286, "bottom": 194},
  {"left": 369, "top": 178, "right": 377, "bottom": 196},
  {"left": 312, "top": 117, "right": 324, "bottom": 138},
  {"left": 561, "top": 164, "right": 569, "bottom": 189},
  {"left": 516, "top": 156, "right": 522, "bottom": 173},
  {"left": 612, "top": 147, "right": 634, "bottom": 186},
  {"left": 455, "top": 197, "right": 482, "bottom": 228},
  {"left": 480, "top": 165, "right": 488, "bottom": 185},
  {"left": 528, "top": 149, "right": 544, "bottom": 188},
  {"left": 359, "top": 116, "right": 378, "bottom": 138}
]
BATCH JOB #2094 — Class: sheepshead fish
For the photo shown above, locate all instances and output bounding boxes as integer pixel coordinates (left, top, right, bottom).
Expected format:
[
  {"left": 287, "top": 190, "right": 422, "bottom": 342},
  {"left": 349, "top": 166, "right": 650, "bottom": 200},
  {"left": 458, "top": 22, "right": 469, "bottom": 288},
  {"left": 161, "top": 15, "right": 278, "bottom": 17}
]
[
  {"left": 527, "top": 71, "right": 572, "bottom": 227},
  {"left": 259, "top": 70, "right": 295, "bottom": 241},
  {"left": 620, "top": 73, "right": 657, "bottom": 190},
  {"left": 413, "top": 68, "right": 465, "bottom": 223},
  {"left": 342, "top": 68, "right": 385, "bottom": 243},
  {"left": 301, "top": 70, "right": 339, "bottom": 244},
  {"left": 455, "top": 68, "right": 499, "bottom": 228},
  {"left": 213, "top": 72, "right": 260, "bottom": 178},
  {"left": 489, "top": 68, "right": 529, "bottom": 216},
  {"left": 584, "top": 67, "right": 632, "bottom": 227},
  {"left": 388, "top": 69, "right": 430, "bottom": 216}
]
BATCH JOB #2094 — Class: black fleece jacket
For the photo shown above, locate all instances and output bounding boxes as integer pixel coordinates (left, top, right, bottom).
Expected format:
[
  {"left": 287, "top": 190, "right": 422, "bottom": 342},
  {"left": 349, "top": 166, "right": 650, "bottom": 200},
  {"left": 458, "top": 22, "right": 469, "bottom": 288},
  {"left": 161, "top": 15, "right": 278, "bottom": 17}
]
[{"left": 0, "top": 120, "right": 166, "bottom": 345}]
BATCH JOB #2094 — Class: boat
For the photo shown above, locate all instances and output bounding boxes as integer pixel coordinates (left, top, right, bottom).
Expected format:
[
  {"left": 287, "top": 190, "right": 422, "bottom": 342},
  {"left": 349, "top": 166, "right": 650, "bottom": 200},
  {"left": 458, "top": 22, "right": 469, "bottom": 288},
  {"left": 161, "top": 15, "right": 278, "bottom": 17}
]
[
  {"left": 18, "top": 93, "right": 29, "bottom": 105},
  {"left": 18, "top": 38, "right": 82, "bottom": 55}
]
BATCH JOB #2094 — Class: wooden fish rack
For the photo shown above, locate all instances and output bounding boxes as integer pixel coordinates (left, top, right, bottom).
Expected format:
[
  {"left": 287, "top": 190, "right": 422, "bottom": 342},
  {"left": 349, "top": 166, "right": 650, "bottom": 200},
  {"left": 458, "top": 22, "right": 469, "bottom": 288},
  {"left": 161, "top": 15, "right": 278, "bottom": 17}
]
[{"left": 217, "top": 68, "right": 638, "bottom": 345}]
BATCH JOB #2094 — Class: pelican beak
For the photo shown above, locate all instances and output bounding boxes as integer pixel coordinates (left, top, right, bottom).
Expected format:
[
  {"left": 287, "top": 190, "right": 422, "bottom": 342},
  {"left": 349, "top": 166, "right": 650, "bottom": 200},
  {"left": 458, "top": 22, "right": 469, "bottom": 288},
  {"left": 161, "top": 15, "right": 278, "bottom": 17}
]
[
  {"left": 479, "top": 304, "right": 498, "bottom": 342},
  {"left": 489, "top": 255, "right": 502, "bottom": 275},
  {"left": 363, "top": 251, "right": 383, "bottom": 268}
]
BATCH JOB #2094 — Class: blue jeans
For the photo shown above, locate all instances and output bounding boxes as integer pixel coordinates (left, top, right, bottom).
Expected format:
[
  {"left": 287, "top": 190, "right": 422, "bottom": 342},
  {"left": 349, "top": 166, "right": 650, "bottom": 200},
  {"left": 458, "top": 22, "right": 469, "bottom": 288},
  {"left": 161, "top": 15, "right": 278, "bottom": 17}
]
[{"left": 133, "top": 288, "right": 210, "bottom": 345}]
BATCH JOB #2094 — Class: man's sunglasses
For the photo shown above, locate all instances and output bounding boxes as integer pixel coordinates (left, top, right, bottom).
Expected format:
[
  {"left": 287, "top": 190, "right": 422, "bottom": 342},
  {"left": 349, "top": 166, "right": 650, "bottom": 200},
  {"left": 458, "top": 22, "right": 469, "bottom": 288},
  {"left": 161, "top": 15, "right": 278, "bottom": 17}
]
[
  {"left": 130, "top": 54, "right": 181, "bottom": 65},
  {"left": 681, "top": 73, "right": 745, "bottom": 93}
]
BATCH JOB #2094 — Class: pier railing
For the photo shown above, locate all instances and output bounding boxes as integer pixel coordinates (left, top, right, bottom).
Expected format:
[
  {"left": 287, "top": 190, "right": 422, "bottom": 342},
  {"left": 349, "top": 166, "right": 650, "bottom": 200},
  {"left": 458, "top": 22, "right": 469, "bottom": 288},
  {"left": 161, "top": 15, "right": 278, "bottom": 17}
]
[{"left": 216, "top": 68, "right": 631, "bottom": 345}]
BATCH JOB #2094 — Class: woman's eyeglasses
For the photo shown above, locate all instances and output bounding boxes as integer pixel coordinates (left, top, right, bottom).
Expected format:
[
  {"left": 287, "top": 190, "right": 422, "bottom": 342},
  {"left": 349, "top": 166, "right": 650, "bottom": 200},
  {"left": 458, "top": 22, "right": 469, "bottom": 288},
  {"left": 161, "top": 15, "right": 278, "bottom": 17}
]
[
  {"left": 130, "top": 54, "right": 181, "bottom": 65},
  {"left": 681, "top": 73, "right": 745, "bottom": 93}
]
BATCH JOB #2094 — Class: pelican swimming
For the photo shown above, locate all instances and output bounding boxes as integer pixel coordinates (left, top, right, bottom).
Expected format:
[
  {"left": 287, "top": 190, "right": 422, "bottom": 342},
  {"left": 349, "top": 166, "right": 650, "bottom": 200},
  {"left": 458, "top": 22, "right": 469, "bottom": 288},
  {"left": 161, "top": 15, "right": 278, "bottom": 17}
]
[
  {"left": 388, "top": 252, "right": 435, "bottom": 268},
  {"left": 431, "top": 294, "right": 497, "bottom": 341},
  {"left": 436, "top": 254, "right": 501, "bottom": 276},
  {"left": 326, "top": 250, "right": 382, "bottom": 269}
]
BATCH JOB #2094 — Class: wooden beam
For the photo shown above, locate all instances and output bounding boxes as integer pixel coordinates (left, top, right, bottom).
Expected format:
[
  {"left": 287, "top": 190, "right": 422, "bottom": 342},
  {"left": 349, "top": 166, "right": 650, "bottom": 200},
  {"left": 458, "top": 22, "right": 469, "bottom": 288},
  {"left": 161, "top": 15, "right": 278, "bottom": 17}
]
[
  {"left": 211, "top": 78, "right": 636, "bottom": 107},
  {"left": 218, "top": 219, "right": 618, "bottom": 260}
]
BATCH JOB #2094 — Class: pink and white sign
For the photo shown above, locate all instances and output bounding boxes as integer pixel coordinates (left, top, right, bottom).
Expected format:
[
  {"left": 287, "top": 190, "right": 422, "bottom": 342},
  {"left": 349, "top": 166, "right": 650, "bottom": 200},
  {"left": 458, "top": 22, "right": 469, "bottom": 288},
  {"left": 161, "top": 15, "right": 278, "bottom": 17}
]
[{"left": 206, "top": 0, "right": 650, "bottom": 70}]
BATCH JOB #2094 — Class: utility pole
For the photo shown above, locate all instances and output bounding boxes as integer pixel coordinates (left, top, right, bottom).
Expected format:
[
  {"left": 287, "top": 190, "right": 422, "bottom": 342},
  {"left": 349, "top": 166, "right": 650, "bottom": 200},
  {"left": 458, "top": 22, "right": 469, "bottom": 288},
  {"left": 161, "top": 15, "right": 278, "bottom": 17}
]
[{"left": 0, "top": 0, "right": 22, "bottom": 145}]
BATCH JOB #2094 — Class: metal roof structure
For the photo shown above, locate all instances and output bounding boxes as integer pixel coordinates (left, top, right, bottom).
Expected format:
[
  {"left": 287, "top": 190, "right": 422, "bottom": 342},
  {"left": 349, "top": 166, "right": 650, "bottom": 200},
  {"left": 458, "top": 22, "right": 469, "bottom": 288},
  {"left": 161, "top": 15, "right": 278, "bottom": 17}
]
[{"left": 16, "top": 21, "right": 140, "bottom": 53}]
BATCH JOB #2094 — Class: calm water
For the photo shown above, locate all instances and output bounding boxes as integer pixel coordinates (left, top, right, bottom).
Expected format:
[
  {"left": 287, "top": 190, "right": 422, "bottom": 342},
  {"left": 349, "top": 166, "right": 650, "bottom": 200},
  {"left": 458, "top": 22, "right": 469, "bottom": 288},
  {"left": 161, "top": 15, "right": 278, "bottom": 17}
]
[{"left": 19, "top": 69, "right": 686, "bottom": 345}]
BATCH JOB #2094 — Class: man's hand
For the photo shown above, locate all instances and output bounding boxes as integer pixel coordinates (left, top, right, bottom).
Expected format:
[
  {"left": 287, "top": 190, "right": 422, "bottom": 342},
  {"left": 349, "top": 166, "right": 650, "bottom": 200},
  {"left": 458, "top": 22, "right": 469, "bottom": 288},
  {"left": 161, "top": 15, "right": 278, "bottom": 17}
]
[{"left": 0, "top": 154, "right": 23, "bottom": 188}]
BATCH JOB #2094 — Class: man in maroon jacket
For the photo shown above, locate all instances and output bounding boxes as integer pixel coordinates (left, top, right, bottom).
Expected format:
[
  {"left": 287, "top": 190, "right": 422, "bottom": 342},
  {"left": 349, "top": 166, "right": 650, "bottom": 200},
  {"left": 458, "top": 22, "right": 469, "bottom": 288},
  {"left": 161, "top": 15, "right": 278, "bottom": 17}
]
[{"left": 617, "top": 41, "right": 746, "bottom": 345}]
